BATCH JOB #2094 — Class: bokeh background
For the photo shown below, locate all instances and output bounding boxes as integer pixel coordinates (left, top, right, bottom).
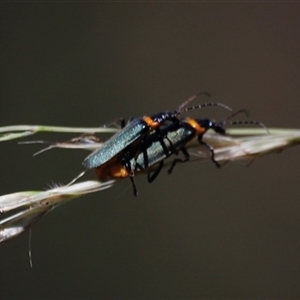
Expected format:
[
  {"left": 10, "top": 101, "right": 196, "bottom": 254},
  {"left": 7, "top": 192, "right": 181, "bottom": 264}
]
[{"left": 1, "top": 3, "right": 299, "bottom": 299}]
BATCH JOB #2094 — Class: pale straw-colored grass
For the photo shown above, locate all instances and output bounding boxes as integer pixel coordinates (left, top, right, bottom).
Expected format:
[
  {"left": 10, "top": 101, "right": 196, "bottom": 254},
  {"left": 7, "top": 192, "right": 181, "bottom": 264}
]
[{"left": 1, "top": 125, "right": 299, "bottom": 243}]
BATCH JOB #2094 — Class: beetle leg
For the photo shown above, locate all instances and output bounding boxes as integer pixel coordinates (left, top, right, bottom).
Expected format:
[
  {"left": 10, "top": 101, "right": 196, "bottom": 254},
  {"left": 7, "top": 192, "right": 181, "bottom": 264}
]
[
  {"left": 147, "top": 161, "right": 164, "bottom": 183},
  {"left": 128, "top": 168, "right": 139, "bottom": 197},
  {"left": 123, "top": 160, "right": 139, "bottom": 196},
  {"left": 168, "top": 147, "right": 190, "bottom": 174},
  {"left": 120, "top": 118, "right": 126, "bottom": 128},
  {"left": 129, "top": 176, "right": 138, "bottom": 196},
  {"left": 102, "top": 117, "right": 126, "bottom": 129},
  {"left": 198, "top": 136, "right": 221, "bottom": 168},
  {"left": 164, "top": 135, "right": 178, "bottom": 155}
]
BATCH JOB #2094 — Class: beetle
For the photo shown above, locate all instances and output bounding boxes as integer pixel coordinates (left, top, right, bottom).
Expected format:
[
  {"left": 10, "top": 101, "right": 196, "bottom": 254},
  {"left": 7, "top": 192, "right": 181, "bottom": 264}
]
[
  {"left": 93, "top": 111, "right": 263, "bottom": 196},
  {"left": 82, "top": 92, "right": 232, "bottom": 169}
]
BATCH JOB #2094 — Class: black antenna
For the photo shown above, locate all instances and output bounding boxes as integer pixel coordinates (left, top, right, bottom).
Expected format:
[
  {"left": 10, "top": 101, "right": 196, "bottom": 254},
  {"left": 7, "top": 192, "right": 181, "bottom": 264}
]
[
  {"left": 221, "top": 109, "right": 250, "bottom": 122},
  {"left": 175, "top": 91, "right": 233, "bottom": 116},
  {"left": 180, "top": 102, "right": 233, "bottom": 115},
  {"left": 223, "top": 120, "right": 269, "bottom": 133},
  {"left": 177, "top": 91, "right": 211, "bottom": 111},
  {"left": 218, "top": 109, "right": 269, "bottom": 134}
]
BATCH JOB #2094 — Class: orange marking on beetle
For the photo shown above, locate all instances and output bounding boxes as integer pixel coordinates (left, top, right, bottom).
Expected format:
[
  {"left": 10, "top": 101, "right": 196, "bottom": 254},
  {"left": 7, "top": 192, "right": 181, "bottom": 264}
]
[
  {"left": 186, "top": 118, "right": 206, "bottom": 134},
  {"left": 110, "top": 164, "right": 129, "bottom": 178},
  {"left": 95, "top": 160, "right": 130, "bottom": 181},
  {"left": 143, "top": 116, "right": 160, "bottom": 129}
]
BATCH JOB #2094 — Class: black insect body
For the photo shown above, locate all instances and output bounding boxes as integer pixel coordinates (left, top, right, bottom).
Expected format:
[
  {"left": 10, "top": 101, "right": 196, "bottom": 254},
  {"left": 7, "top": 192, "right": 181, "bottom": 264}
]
[
  {"left": 94, "top": 117, "right": 227, "bottom": 196},
  {"left": 82, "top": 92, "right": 232, "bottom": 170}
]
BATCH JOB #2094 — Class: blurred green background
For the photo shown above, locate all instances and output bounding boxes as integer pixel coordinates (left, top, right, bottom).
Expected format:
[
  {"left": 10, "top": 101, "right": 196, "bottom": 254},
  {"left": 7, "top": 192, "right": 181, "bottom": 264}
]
[{"left": 1, "top": 3, "right": 299, "bottom": 299}]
